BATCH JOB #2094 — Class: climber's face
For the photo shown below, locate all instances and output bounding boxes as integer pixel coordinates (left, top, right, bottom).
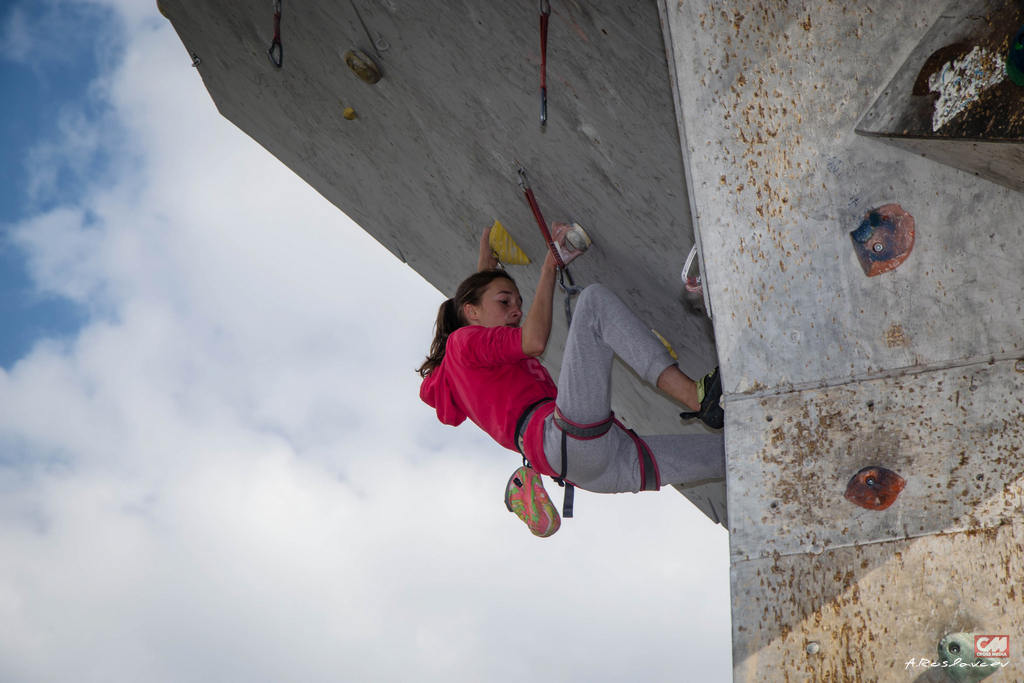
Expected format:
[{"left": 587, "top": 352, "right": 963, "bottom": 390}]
[{"left": 463, "top": 278, "right": 523, "bottom": 328}]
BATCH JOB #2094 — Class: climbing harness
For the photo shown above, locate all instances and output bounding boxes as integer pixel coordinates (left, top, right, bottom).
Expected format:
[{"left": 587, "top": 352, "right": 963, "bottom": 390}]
[
  {"left": 515, "top": 164, "right": 584, "bottom": 326},
  {"left": 268, "top": 0, "right": 283, "bottom": 68},
  {"left": 539, "top": 0, "right": 551, "bottom": 128},
  {"left": 554, "top": 408, "right": 660, "bottom": 496},
  {"left": 512, "top": 396, "right": 662, "bottom": 525}
]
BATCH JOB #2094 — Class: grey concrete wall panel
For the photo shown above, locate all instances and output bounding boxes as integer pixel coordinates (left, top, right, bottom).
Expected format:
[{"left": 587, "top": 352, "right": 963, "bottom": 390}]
[
  {"left": 660, "top": 0, "right": 1024, "bottom": 680},
  {"left": 660, "top": 0, "right": 1024, "bottom": 397},
  {"left": 857, "top": 0, "right": 1024, "bottom": 194},
  {"left": 732, "top": 523, "right": 1024, "bottom": 683},
  {"left": 862, "top": 137, "right": 1024, "bottom": 196},
  {"left": 727, "top": 358, "right": 1024, "bottom": 563},
  {"left": 160, "top": 1, "right": 728, "bottom": 519}
]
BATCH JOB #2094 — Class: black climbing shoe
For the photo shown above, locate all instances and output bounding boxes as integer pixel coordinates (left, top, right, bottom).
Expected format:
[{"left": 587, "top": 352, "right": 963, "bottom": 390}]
[{"left": 680, "top": 366, "right": 724, "bottom": 429}]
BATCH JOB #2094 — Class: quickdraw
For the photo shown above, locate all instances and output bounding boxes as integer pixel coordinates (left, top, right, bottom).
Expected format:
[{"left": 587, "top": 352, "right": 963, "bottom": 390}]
[
  {"left": 539, "top": 0, "right": 551, "bottom": 128},
  {"left": 268, "top": 0, "right": 283, "bottom": 68},
  {"left": 515, "top": 164, "right": 584, "bottom": 326}
]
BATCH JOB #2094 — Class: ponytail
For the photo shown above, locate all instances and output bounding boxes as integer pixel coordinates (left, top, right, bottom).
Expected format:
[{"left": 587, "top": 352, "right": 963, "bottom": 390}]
[
  {"left": 417, "top": 298, "right": 462, "bottom": 377},
  {"left": 417, "top": 269, "right": 516, "bottom": 377}
]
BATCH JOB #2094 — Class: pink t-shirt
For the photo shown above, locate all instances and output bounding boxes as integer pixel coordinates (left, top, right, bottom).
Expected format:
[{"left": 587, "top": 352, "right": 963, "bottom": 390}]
[{"left": 420, "top": 325, "right": 557, "bottom": 455}]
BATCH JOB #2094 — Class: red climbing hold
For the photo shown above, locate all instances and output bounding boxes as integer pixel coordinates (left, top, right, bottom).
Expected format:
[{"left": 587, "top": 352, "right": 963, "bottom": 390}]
[
  {"left": 849, "top": 204, "right": 915, "bottom": 277},
  {"left": 844, "top": 466, "right": 906, "bottom": 511}
]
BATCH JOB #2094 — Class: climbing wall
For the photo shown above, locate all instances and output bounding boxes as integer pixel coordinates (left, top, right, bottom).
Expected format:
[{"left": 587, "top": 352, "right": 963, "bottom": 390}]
[
  {"left": 159, "top": 0, "right": 727, "bottom": 522},
  {"left": 659, "top": 0, "right": 1024, "bottom": 679},
  {"left": 857, "top": 0, "right": 1024, "bottom": 195}
]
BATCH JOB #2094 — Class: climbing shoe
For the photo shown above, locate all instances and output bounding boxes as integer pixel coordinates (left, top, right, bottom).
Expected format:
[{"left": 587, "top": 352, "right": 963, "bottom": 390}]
[
  {"left": 505, "top": 466, "right": 560, "bottom": 538},
  {"left": 679, "top": 366, "right": 724, "bottom": 430}
]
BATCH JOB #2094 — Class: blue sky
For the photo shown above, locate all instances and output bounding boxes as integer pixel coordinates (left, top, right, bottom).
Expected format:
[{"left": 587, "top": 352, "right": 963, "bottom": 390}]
[
  {"left": 0, "top": 0, "right": 122, "bottom": 367},
  {"left": 0, "top": 1, "right": 732, "bottom": 681}
]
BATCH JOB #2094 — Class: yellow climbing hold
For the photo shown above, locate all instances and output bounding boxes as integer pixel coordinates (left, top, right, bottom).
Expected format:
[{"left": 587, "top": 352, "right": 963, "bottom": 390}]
[
  {"left": 343, "top": 107, "right": 356, "bottom": 120},
  {"left": 488, "top": 220, "right": 531, "bottom": 266},
  {"left": 652, "top": 330, "right": 678, "bottom": 360}
]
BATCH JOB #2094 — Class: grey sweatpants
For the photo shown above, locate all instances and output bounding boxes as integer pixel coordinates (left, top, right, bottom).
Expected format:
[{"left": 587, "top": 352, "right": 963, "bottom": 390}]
[{"left": 541, "top": 284, "right": 725, "bottom": 494}]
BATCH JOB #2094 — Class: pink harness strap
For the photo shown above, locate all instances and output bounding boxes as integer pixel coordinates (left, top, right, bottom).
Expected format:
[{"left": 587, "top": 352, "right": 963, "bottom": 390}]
[{"left": 553, "top": 406, "right": 615, "bottom": 440}]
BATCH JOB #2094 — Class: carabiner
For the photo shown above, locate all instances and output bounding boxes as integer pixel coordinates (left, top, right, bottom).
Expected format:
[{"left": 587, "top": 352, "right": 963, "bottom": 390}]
[
  {"left": 516, "top": 163, "right": 530, "bottom": 192},
  {"left": 268, "top": 0, "right": 283, "bottom": 68}
]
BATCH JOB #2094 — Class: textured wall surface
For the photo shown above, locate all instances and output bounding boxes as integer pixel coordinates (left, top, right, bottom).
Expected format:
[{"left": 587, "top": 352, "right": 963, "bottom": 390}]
[
  {"left": 161, "top": 0, "right": 727, "bottom": 519},
  {"left": 661, "top": 0, "right": 1024, "bottom": 395},
  {"left": 660, "top": 0, "right": 1024, "bottom": 679}
]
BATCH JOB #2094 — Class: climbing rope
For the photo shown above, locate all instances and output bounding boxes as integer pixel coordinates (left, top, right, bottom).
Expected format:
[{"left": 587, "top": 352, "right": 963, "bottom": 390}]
[
  {"left": 268, "top": 0, "right": 283, "bottom": 68},
  {"left": 539, "top": 0, "right": 550, "bottom": 128},
  {"left": 516, "top": 164, "right": 584, "bottom": 326}
]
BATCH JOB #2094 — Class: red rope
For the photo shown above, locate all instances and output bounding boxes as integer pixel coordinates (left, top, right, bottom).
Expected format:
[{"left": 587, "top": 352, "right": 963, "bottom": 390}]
[{"left": 522, "top": 184, "right": 566, "bottom": 271}]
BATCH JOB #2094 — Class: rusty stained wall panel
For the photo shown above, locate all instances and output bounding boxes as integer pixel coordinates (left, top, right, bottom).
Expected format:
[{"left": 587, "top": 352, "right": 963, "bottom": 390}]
[
  {"left": 727, "top": 359, "right": 1024, "bottom": 562},
  {"left": 731, "top": 522, "right": 1024, "bottom": 683},
  {"left": 658, "top": 0, "right": 1024, "bottom": 679},
  {"left": 659, "top": 0, "right": 1024, "bottom": 396}
]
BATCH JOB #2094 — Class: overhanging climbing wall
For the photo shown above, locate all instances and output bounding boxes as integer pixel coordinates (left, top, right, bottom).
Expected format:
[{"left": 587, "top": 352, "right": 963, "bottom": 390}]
[
  {"left": 159, "top": 0, "right": 727, "bottom": 522},
  {"left": 660, "top": 0, "right": 1024, "bottom": 679}
]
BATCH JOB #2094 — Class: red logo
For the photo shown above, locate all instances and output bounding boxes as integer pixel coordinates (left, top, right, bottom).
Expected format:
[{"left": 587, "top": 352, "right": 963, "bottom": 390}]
[{"left": 975, "top": 635, "right": 1009, "bottom": 658}]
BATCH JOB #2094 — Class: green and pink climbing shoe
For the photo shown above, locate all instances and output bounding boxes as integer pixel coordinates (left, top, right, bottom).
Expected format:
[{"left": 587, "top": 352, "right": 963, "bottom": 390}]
[{"left": 505, "top": 466, "right": 560, "bottom": 538}]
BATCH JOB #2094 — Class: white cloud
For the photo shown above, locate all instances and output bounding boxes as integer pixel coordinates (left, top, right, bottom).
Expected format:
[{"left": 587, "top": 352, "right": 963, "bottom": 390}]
[{"left": 0, "top": 2, "right": 732, "bottom": 682}]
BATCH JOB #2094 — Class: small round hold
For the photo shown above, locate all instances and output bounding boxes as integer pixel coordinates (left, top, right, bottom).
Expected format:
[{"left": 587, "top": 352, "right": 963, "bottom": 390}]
[
  {"left": 344, "top": 50, "right": 382, "bottom": 84},
  {"left": 343, "top": 107, "right": 356, "bottom": 120},
  {"left": 770, "top": 501, "right": 778, "bottom": 509},
  {"left": 806, "top": 642, "right": 820, "bottom": 655},
  {"left": 810, "top": 544, "right": 824, "bottom": 555},
  {"left": 1015, "top": 359, "right": 1024, "bottom": 373},
  {"left": 765, "top": 415, "right": 773, "bottom": 422}
]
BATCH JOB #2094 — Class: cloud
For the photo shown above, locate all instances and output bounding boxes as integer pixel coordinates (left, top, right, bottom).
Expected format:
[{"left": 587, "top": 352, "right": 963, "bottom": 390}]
[
  {"left": 1, "top": 6, "right": 34, "bottom": 62},
  {"left": 0, "top": 2, "right": 732, "bottom": 682}
]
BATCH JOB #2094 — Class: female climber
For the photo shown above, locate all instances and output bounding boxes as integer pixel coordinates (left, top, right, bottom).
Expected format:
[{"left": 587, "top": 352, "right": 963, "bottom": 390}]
[{"left": 418, "top": 225, "right": 724, "bottom": 527}]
